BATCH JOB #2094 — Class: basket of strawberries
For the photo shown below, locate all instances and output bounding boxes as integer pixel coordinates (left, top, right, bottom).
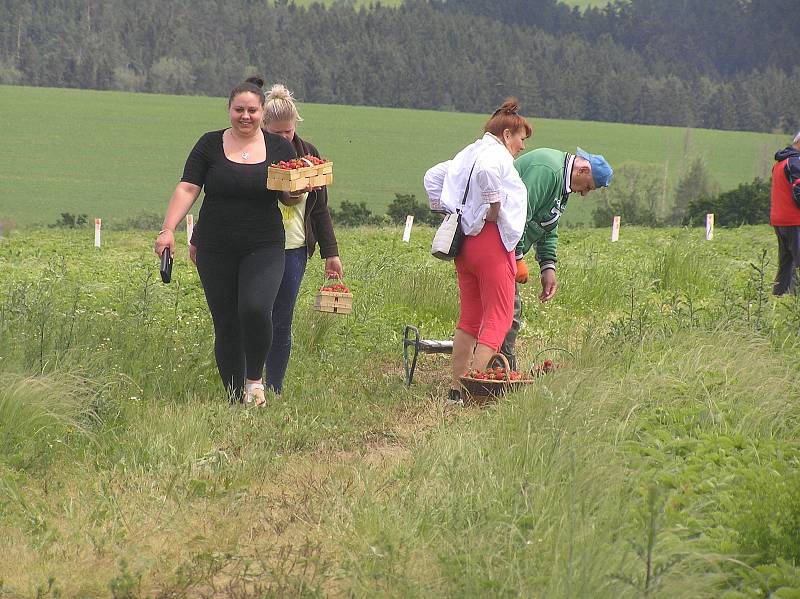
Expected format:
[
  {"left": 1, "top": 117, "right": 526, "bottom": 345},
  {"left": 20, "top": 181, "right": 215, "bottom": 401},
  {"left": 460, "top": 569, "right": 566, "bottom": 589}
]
[
  {"left": 459, "top": 353, "right": 535, "bottom": 405},
  {"left": 267, "top": 155, "right": 334, "bottom": 193},
  {"left": 313, "top": 276, "right": 352, "bottom": 315},
  {"left": 459, "top": 354, "right": 563, "bottom": 405}
]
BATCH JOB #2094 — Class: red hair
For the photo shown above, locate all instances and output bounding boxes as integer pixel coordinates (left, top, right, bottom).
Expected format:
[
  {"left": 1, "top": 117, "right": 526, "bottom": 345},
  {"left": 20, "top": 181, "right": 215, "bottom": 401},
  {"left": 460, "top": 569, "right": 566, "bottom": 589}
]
[{"left": 484, "top": 98, "right": 532, "bottom": 139}]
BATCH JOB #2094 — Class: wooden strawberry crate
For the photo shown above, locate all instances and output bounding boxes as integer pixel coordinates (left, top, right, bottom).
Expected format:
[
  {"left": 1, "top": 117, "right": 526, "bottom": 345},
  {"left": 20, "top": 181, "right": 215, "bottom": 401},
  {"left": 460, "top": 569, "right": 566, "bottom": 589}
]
[
  {"left": 314, "top": 277, "right": 352, "bottom": 314},
  {"left": 266, "top": 162, "right": 334, "bottom": 193},
  {"left": 314, "top": 289, "right": 352, "bottom": 314}
]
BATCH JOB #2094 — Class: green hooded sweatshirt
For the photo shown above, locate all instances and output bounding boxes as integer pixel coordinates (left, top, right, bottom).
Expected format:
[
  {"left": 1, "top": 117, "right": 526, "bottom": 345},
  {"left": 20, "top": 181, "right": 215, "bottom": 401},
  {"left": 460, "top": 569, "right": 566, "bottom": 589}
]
[{"left": 514, "top": 148, "right": 574, "bottom": 270}]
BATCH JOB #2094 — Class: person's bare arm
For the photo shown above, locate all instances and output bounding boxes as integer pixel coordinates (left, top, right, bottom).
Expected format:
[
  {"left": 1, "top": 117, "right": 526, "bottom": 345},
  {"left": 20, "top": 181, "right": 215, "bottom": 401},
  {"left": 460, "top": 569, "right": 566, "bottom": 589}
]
[{"left": 154, "top": 182, "right": 201, "bottom": 257}]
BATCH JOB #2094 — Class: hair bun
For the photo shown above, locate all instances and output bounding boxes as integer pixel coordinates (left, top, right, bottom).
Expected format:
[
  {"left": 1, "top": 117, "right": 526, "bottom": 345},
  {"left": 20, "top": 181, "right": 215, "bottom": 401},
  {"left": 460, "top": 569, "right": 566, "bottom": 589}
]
[
  {"left": 495, "top": 97, "right": 520, "bottom": 116},
  {"left": 263, "top": 83, "right": 303, "bottom": 124},
  {"left": 484, "top": 96, "right": 532, "bottom": 141},
  {"left": 266, "top": 83, "right": 295, "bottom": 102},
  {"left": 245, "top": 75, "right": 265, "bottom": 89}
]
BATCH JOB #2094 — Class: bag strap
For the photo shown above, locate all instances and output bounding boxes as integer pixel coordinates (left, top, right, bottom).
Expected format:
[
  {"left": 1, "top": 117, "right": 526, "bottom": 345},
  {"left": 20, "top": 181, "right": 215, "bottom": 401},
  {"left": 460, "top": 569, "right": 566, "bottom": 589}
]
[{"left": 457, "top": 161, "right": 478, "bottom": 214}]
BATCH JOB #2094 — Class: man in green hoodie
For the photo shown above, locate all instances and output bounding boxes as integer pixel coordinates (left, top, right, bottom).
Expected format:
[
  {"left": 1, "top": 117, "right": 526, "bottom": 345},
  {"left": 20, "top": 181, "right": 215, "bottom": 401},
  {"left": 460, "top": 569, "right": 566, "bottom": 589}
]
[{"left": 500, "top": 147, "right": 613, "bottom": 368}]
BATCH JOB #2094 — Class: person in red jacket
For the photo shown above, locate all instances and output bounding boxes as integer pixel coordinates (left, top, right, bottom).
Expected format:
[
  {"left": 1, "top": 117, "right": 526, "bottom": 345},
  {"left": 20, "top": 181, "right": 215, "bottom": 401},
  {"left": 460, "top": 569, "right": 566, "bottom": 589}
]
[{"left": 770, "top": 131, "right": 800, "bottom": 295}]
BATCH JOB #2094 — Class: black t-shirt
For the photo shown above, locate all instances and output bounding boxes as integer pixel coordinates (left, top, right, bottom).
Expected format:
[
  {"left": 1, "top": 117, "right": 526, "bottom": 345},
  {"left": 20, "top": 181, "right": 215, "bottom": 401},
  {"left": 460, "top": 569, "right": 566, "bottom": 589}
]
[{"left": 183, "top": 129, "right": 296, "bottom": 253}]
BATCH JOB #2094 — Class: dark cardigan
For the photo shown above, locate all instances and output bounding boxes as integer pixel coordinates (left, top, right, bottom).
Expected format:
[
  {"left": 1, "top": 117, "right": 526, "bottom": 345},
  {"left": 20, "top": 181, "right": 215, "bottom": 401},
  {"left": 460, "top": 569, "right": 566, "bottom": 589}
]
[{"left": 293, "top": 135, "right": 339, "bottom": 259}]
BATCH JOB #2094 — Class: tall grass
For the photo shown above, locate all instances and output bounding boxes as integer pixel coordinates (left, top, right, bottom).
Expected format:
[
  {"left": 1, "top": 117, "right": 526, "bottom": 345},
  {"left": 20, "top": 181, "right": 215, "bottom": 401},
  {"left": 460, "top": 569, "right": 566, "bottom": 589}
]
[
  {"left": 0, "top": 373, "right": 98, "bottom": 472},
  {"left": 651, "top": 241, "right": 714, "bottom": 295},
  {"left": 333, "top": 329, "right": 800, "bottom": 598},
  {"left": 1, "top": 226, "right": 799, "bottom": 596}
]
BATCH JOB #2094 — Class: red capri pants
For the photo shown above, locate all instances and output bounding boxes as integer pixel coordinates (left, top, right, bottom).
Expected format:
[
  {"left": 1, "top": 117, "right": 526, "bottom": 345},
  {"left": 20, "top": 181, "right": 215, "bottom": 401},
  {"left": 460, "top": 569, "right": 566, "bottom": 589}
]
[{"left": 454, "top": 222, "right": 516, "bottom": 350}]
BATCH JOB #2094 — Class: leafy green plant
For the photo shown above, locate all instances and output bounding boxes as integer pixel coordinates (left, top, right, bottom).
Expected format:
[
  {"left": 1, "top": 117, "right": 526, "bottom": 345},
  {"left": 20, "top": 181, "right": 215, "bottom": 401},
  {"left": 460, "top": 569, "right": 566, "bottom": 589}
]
[
  {"left": 386, "top": 192, "right": 440, "bottom": 226},
  {"left": 109, "top": 211, "right": 165, "bottom": 231},
  {"left": 49, "top": 212, "right": 88, "bottom": 229},
  {"left": 685, "top": 178, "right": 770, "bottom": 227},
  {"left": 330, "top": 200, "right": 385, "bottom": 226},
  {"left": 611, "top": 486, "right": 685, "bottom": 597},
  {"left": 727, "top": 559, "right": 800, "bottom": 598},
  {"left": 728, "top": 468, "right": 800, "bottom": 564},
  {"left": 743, "top": 248, "right": 772, "bottom": 330},
  {"left": 108, "top": 560, "right": 143, "bottom": 599},
  {"left": 34, "top": 577, "right": 62, "bottom": 599}
]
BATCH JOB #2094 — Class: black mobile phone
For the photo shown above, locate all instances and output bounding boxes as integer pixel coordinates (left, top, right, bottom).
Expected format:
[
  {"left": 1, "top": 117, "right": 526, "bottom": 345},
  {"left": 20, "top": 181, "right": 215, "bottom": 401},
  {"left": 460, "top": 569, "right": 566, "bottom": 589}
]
[{"left": 160, "top": 248, "right": 173, "bottom": 284}]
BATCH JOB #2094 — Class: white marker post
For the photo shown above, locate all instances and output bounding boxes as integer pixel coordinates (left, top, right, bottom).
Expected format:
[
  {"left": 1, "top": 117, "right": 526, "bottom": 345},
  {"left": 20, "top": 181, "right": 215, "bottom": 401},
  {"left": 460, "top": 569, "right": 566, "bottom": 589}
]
[
  {"left": 611, "top": 215, "right": 620, "bottom": 242},
  {"left": 186, "top": 214, "right": 194, "bottom": 245},
  {"left": 706, "top": 213, "right": 714, "bottom": 241},
  {"left": 402, "top": 215, "right": 414, "bottom": 242},
  {"left": 94, "top": 218, "right": 102, "bottom": 248}
]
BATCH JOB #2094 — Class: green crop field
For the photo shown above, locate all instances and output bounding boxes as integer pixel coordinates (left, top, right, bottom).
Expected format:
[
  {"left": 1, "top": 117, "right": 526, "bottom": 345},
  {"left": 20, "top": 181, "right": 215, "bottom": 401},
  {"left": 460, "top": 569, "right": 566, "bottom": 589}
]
[
  {"left": 1, "top": 224, "right": 799, "bottom": 596},
  {"left": 567, "top": 0, "right": 611, "bottom": 8},
  {"left": 0, "top": 84, "right": 785, "bottom": 228},
  {"left": 290, "top": 0, "right": 405, "bottom": 6},
  {"left": 289, "top": 0, "right": 610, "bottom": 9}
]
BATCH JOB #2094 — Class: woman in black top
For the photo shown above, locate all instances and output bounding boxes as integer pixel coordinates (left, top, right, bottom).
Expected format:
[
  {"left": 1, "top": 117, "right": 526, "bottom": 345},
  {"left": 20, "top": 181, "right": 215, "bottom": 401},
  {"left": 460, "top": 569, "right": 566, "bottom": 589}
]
[{"left": 154, "top": 76, "right": 298, "bottom": 406}]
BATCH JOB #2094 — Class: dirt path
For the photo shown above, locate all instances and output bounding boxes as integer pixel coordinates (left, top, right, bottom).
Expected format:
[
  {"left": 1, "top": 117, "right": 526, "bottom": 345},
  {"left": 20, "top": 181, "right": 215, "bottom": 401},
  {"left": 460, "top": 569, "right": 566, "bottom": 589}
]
[{"left": 164, "top": 394, "right": 450, "bottom": 597}]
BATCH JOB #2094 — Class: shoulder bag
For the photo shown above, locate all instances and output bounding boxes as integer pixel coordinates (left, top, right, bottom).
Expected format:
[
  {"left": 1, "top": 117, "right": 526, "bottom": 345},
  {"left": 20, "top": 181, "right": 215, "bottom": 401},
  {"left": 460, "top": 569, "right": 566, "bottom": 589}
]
[{"left": 431, "top": 162, "right": 476, "bottom": 261}]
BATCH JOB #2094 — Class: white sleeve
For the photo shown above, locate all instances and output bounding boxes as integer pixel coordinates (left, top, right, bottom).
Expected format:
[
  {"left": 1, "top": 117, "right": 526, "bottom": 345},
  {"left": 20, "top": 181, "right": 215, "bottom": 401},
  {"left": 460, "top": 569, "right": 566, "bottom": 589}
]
[
  {"left": 474, "top": 155, "right": 503, "bottom": 204},
  {"left": 424, "top": 161, "right": 449, "bottom": 211}
]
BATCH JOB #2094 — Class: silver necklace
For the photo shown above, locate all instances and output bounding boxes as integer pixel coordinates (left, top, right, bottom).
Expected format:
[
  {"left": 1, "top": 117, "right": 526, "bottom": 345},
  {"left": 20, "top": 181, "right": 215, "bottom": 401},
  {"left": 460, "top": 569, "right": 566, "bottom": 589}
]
[{"left": 230, "top": 131, "right": 253, "bottom": 160}]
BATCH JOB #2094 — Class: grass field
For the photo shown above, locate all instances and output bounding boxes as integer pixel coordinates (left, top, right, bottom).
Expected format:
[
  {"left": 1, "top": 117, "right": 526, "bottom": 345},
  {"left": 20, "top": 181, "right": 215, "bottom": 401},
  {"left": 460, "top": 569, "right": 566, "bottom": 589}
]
[
  {"left": 289, "top": 0, "right": 611, "bottom": 9},
  {"left": 0, "top": 84, "right": 785, "bottom": 228},
  {"left": 1, "top": 224, "right": 799, "bottom": 596},
  {"left": 566, "top": 0, "right": 610, "bottom": 8}
]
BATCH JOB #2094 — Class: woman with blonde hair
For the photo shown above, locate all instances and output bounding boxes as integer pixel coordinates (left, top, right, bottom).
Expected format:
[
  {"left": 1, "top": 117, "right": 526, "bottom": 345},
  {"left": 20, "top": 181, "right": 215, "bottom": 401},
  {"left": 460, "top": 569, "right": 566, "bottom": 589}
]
[
  {"left": 424, "top": 98, "right": 531, "bottom": 404},
  {"left": 261, "top": 83, "right": 343, "bottom": 394}
]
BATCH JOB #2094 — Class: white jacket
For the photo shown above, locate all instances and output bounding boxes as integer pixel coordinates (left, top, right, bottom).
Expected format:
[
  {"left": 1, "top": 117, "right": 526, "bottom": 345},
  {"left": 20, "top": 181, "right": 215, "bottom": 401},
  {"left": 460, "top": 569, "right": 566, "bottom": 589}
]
[{"left": 424, "top": 133, "right": 526, "bottom": 252}]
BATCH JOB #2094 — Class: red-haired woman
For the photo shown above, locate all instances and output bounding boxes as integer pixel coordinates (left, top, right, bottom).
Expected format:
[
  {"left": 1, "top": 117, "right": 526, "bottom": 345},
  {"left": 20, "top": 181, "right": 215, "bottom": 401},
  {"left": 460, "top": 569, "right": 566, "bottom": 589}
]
[{"left": 424, "top": 99, "right": 531, "bottom": 404}]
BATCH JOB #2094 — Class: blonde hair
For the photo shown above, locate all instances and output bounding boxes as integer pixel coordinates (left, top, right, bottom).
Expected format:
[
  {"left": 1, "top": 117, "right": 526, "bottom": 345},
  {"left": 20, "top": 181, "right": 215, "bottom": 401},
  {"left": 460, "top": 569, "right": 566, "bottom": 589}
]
[{"left": 263, "top": 83, "right": 303, "bottom": 125}]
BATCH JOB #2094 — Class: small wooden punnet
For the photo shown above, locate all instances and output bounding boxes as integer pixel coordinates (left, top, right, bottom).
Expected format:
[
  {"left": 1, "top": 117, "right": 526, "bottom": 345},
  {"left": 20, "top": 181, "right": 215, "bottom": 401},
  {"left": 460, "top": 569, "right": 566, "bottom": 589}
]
[{"left": 313, "top": 276, "right": 352, "bottom": 315}]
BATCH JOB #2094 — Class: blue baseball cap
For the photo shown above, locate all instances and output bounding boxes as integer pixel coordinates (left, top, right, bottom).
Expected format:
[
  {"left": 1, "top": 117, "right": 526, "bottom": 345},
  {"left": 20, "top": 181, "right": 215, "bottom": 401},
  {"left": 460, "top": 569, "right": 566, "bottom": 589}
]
[{"left": 576, "top": 147, "right": 613, "bottom": 188}]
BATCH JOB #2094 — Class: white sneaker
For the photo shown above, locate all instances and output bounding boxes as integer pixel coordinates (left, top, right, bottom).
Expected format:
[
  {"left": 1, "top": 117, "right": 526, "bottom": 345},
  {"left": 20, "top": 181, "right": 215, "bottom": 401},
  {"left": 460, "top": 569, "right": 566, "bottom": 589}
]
[{"left": 245, "top": 381, "right": 266, "bottom": 407}]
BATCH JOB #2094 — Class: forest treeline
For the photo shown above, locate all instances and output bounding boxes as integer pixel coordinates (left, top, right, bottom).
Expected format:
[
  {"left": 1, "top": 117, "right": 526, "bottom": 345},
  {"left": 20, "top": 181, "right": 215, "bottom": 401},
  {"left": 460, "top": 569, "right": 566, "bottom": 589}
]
[
  {"left": 448, "top": 0, "right": 796, "bottom": 80},
  {"left": 1, "top": 0, "right": 798, "bottom": 133}
]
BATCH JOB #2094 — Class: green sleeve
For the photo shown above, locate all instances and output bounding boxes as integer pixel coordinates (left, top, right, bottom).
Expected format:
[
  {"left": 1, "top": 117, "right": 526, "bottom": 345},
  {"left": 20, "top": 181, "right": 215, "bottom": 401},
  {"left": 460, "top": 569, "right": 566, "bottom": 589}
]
[{"left": 535, "top": 223, "right": 558, "bottom": 264}]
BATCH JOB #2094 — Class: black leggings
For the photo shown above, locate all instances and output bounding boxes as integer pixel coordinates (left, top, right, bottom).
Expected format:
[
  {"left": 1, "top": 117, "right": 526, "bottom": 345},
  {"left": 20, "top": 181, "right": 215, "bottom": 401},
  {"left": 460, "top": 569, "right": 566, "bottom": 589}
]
[{"left": 195, "top": 245, "right": 285, "bottom": 399}]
